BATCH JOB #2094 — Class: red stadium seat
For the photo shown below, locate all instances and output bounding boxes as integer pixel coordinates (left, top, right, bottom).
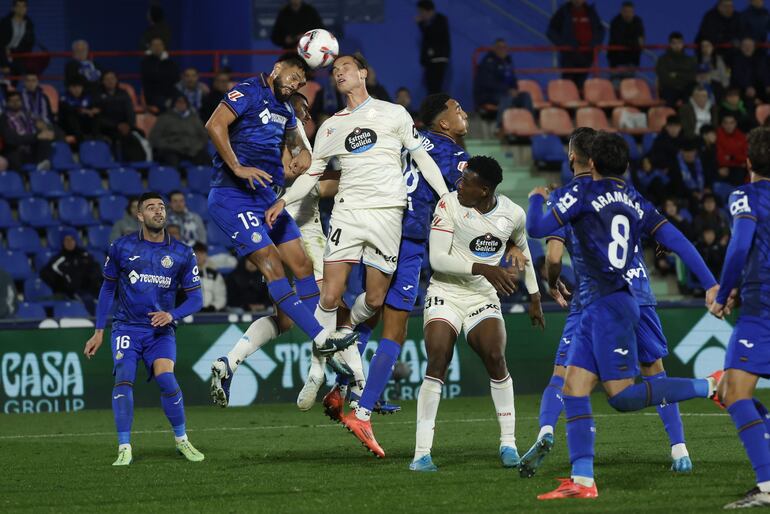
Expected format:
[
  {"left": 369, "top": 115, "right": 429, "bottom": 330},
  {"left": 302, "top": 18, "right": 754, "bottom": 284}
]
[
  {"left": 119, "top": 82, "right": 143, "bottom": 113},
  {"left": 539, "top": 107, "right": 574, "bottom": 136},
  {"left": 501, "top": 108, "right": 541, "bottom": 137},
  {"left": 756, "top": 104, "right": 770, "bottom": 125},
  {"left": 547, "top": 79, "right": 588, "bottom": 109},
  {"left": 517, "top": 79, "right": 551, "bottom": 109},
  {"left": 612, "top": 106, "right": 650, "bottom": 135},
  {"left": 583, "top": 78, "right": 623, "bottom": 108},
  {"left": 575, "top": 107, "right": 615, "bottom": 131},
  {"left": 40, "top": 84, "right": 59, "bottom": 114},
  {"left": 619, "top": 78, "right": 663, "bottom": 108},
  {"left": 136, "top": 113, "right": 157, "bottom": 137},
  {"left": 647, "top": 106, "right": 676, "bottom": 133}
]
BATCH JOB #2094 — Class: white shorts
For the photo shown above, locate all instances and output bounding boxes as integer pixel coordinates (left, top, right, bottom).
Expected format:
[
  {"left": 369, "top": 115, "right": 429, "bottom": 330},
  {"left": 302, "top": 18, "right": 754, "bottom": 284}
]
[
  {"left": 298, "top": 219, "right": 326, "bottom": 282},
  {"left": 423, "top": 282, "right": 503, "bottom": 337},
  {"left": 324, "top": 207, "right": 403, "bottom": 274}
]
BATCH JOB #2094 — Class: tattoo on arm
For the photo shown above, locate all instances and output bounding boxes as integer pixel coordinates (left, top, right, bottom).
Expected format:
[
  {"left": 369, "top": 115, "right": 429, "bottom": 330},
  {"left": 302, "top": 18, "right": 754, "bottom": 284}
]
[{"left": 285, "top": 127, "right": 306, "bottom": 154}]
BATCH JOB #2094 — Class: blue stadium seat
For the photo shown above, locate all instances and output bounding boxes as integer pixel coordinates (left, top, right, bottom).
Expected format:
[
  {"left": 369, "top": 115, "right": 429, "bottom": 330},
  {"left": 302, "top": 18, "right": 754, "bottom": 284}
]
[
  {"left": 108, "top": 167, "right": 144, "bottom": 196},
  {"left": 185, "top": 165, "right": 213, "bottom": 194},
  {"left": 69, "top": 168, "right": 107, "bottom": 198},
  {"left": 642, "top": 132, "right": 657, "bottom": 155},
  {"left": 0, "top": 171, "right": 29, "bottom": 199},
  {"left": 98, "top": 194, "right": 128, "bottom": 224},
  {"left": 89, "top": 249, "right": 106, "bottom": 267},
  {"left": 0, "top": 250, "right": 33, "bottom": 280},
  {"left": 87, "top": 225, "right": 112, "bottom": 251},
  {"left": 53, "top": 300, "right": 90, "bottom": 318},
  {"left": 58, "top": 196, "right": 97, "bottom": 226},
  {"left": 619, "top": 133, "right": 641, "bottom": 161},
  {"left": 79, "top": 140, "right": 117, "bottom": 169},
  {"left": 23, "top": 278, "right": 53, "bottom": 303},
  {"left": 29, "top": 170, "right": 67, "bottom": 198},
  {"left": 15, "top": 301, "right": 46, "bottom": 319},
  {"left": 0, "top": 199, "right": 18, "bottom": 229},
  {"left": 207, "top": 221, "right": 232, "bottom": 248},
  {"left": 531, "top": 134, "right": 568, "bottom": 164},
  {"left": 6, "top": 226, "right": 42, "bottom": 254},
  {"left": 34, "top": 249, "right": 55, "bottom": 270},
  {"left": 185, "top": 192, "right": 208, "bottom": 221},
  {"left": 47, "top": 226, "right": 81, "bottom": 251},
  {"left": 51, "top": 141, "right": 80, "bottom": 170},
  {"left": 148, "top": 166, "right": 182, "bottom": 195},
  {"left": 18, "top": 197, "right": 56, "bottom": 227}
]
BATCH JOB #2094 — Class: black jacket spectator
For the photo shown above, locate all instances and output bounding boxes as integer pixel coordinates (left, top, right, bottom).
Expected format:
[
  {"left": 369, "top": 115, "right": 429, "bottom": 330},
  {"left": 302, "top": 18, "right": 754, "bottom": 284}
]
[
  {"left": 270, "top": 0, "right": 323, "bottom": 50},
  {"left": 607, "top": 4, "right": 644, "bottom": 69},
  {"left": 0, "top": 1, "right": 35, "bottom": 72},
  {"left": 693, "top": 194, "right": 731, "bottom": 244},
  {"left": 226, "top": 258, "right": 270, "bottom": 312},
  {"left": 365, "top": 66, "right": 391, "bottom": 103},
  {"left": 200, "top": 72, "right": 230, "bottom": 123},
  {"left": 655, "top": 33, "right": 697, "bottom": 107},
  {"left": 40, "top": 230, "right": 102, "bottom": 303},
  {"left": 699, "top": 124, "right": 719, "bottom": 187},
  {"left": 96, "top": 72, "right": 135, "bottom": 140},
  {"left": 59, "top": 80, "right": 101, "bottom": 142},
  {"left": 474, "top": 46, "right": 520, "bottom": 107},
  {"left": 647, "top": 117, "right": 684, "bottom": 172},
  {"left": 64, "top": 40, "right": 102, "bottom": 95},
  {"left": 697, "top": 232, "right": 726, "bottom": 279},
  {"left": 417, "top": 1, "right": 450, "bottom": 94},
  {"left": 141, "top": 38, "right": 180, "bottom": 113},
  {"left": 114, "top": 125, "right": 151, "bottom": 163},
  {"left": 696, "top": 0, "right": 741, "bottom": 64},
  {"left": 0, "top": 91, "right": 52, "bottom": 169},
  {"left": 546, "top": 0, "right": 604, "bottom": 87},
  {"left": 730, "top": 38, "right": 770, "bottom": 100},
  {"left": 739, "top": 0, "right": 770, "bottom": 45}
]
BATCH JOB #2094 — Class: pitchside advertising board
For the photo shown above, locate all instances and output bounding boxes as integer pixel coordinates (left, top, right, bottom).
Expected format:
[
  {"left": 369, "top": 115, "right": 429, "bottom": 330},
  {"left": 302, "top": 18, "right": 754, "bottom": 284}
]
[{"left": 0, "top": 308, "right": 750, "bottom": 414}]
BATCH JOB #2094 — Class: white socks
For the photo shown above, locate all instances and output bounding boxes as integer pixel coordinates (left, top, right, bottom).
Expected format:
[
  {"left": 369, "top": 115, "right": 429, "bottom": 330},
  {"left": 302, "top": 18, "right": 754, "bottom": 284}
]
[
  {"left": 490, "top": 375, "right": 516, "bottom": 449},
  {"left": 414, "top": 376, "right": 443, "bottom": 460},
  {"left": 227, "top": 317, "right": 279, "bottom": 373},
  {"left": 340, "top": 344, "right": 365, "bottom": 396},
  {"left": 175, "top": 434, "right": 188, "bottom": 444},
  {"left": 671, "top": 443, "right": 689, "bottom": 460},
  {"left": 350, "top": 293, "right": 376, "bottom": 326},
  {"left": 118, "top": 443, "right": 131, "bottom": 451},
  {"left": 538, "top": 425, "right": 554, "bottom": 440}
]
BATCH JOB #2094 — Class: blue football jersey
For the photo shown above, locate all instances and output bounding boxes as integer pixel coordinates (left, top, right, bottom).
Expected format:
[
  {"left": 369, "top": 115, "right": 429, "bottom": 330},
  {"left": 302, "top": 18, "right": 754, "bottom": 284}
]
[
  {"left": 400, "top": 130, "right": 467, "bottom": 240},
  {"left": 550, "top": 177, "right": 667, "bottom": 307},
  {"left": 211, "top": 73, "right": 297, "bottom": 197},
  {"left": 103, "top": 231, "right": 201, "bottom": 329},
  {"left": 623, "top": 247, "right": 657, "bottom": 306}
]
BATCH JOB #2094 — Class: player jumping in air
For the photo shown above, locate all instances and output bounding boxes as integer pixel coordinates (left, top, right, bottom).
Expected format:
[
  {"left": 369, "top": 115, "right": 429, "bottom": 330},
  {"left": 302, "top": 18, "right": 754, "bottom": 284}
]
[
  {"left": 527, "top": 132, "right": 721, "bottom": 500},
  {"left": 709, "top": 127, "right": 770, "bottom": 510},
  {"left": 83, "top": 192, "right": 204, "bottom": 465},
  {"left": 411, "top": 156, "right": 544, "bottom": 471}
]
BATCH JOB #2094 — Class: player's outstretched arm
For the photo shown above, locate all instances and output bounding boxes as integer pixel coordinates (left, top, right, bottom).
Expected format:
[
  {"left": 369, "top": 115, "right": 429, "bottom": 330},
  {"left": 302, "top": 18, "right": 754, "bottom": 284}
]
[
  {"left": 653, "top": 222, "right": 718, "bottom": 297},
  {"left": 409, "top": 146, "right": 450, "bottom": 198},
  {"left": 508, "top": 206, "right": 545, "bottom": 328},
  {"left": 285, "top": 125, "right": 312, "bottom": 176},
  {"left": 526, "top": 188, "right": 562, "bottom": 238},
  {"left": 711, "top": 216, "right": 756, "bottom": 318},
  {"left": 84, "top": 278, "right": 117, "bottom": 359}
]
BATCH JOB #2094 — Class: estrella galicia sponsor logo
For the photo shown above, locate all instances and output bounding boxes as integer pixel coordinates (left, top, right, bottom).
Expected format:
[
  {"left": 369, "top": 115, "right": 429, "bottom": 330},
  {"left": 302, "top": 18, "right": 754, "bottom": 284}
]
[
  {"left": 469, "top": 233, "right": 502, "bottom": 257},
  {"left": 345, "top": 127, "right": 377, "bottom": 153}
]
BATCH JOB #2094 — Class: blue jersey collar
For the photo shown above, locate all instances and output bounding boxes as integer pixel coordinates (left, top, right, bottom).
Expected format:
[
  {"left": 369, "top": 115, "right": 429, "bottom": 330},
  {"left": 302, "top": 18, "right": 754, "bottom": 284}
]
[
  {"left": 426, "top": 130, "right": 457, "bottom": 145},
  {"left": 138, "top": 229, "right": 171, "bottom": 246}
]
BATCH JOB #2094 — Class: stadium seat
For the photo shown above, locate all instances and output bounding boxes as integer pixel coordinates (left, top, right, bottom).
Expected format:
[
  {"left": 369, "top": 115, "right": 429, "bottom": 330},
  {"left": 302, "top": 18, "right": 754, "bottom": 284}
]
[
  {"left": 23, "top": 278, "right": 54, "bottom": 303},
  {"left": 501, "top": 108, "right": 541, "bottom": 137},
  {"left": 148, "top": 166, "right": 182, "bottom": 195},
  {"left": 619, "top": 78, "right": 663, "bottom": 108},
  {"left": 79, "top": 140, "right": 117, "bottom": 169},
  {"left": 647, "top": 106, "right": 676, "bottom": 133},
  {"left": 34, "top": 249, "right": 55, "bottom": 270},
  {"left": 186, "top": 165, "right": 213, "bottom": 194},
  {"left": 18, "top": 197, "right": 56, "bottom": 228},
  {"left": 619, "top": 133, "right": 642, "bottom": 161},
  {"left": 517, "top": 79, "right": 551, "bottom": 109},
  {"left": 0, "top": 199, "right": 18, "bottom": 228},
  {"left": 531, "top": 134, "right": 568, "bottom": 163},
  {"left": 0, "top": 171, "right": 29, "bottom": 199},
  {"left": 0, "top": 250, "right": 33, "bottom": 280},
  {"left": 6, "top": 226, "right": 43, "bottom": 254},
  {"left": 87, "top": 225, "right": 112, "bottom": 251},
  {"left": 58, "top": 196, "right": 97, "bottom": 227},
  {"left": 15, "top": 301, "right": 46, "bottom": 319},
  {"left": 185, "top": 192, "right": 208, "bottom": 220},
  {"left": 98, "top": 194, "right": 128, "bottom": 224},
  {"left": 29, "top": 170, "right": 67, "bottom": 198},
  {"left": 207, "top": 221, "right": 232, "bottom": 248},
  {"left": 539, "top": 107, "right": 574, "bottom": 136},
  {"left": 547, "top": 79, "right": 587, "bottom": 109},
  {"left": 583, "top": 78, "right": 623, "bottom": 108},
  {"left": 51, "top": 141, "right": 80, "bottom": 170},
  {"left": 560, "top": 160, "right": 572, "bottom": 185},
  {"left": 69, "top": 169, "right": 107, "bottom": 198},
  {"left": 756, "top": 104, "right": 770, "bottom": 125},
  {"left": 89, "top": 249, "right": 106, "bottom": 267},
  {"left": 612, "top": 106, "right": 649, "bottom": 135},
  {"left": 107, "top": 167, "right": 144, "bottom": 196},
  {"left": 575, "top": 107, "right": 614, "bottom": 131},
  {"left": 119, "top": 82, "right": 142, "bottom": 112},
  {"left": 47, "top": 225, "right": 81, "bottom": 250},
  {"left": 135, "top": 113, "right": 157, "bottom": 136},
  {"left": 53, "top": 300, "right": 90, "bottom": 318},
  {"left": 40, "top": 83, "right": 59, "bottom": 114},
  {"left": 642, "top": 132, "right": 658, "bottom": 154}
]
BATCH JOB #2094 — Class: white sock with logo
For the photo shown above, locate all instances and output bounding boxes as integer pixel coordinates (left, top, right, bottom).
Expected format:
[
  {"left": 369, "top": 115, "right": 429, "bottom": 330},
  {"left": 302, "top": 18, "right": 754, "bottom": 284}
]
[
  {"left": 313, "top": 304, "right": 337, "bottom": 347},
  {"left": 227, "top": 317, "right": 278, "bottom": 373},
  {"left": 414, "top": 376, "right": 443, "bottom": 460},
  {"left": 350, "top": 293, "right": 377, "bottom": 326},
  {"left": 491, "top": 375, "right": 516, "bottom": 449}
]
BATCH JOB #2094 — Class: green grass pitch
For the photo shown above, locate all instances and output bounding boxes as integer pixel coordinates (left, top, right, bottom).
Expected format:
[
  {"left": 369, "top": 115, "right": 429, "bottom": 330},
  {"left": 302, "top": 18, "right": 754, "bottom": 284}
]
[{"left": 0, "top": 391, "right": 759, "bottom": 513}]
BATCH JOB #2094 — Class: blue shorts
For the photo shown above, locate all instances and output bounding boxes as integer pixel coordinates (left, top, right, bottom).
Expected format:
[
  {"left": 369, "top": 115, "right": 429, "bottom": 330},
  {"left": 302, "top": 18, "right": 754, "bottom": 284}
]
[
  {"left": 385, "top": 238, "right": 425, "bottom": 312},
  {"left": 208, "top": 187, "right": 301, "bottom": 257},
  {"left": 636, "top": 305, "right": 668, "bottom": 364},
  {"left": 725, "top": 315, "right": 770, "bottom": 378},
  {"left": 111, "top": 325, "right": 176, "bottom": 381},
  {"left": 554, "top": 310, "right": 582, "bottom": 367},
  {"left": 567, "top": 290, "right": 640, "bottom": 381}
]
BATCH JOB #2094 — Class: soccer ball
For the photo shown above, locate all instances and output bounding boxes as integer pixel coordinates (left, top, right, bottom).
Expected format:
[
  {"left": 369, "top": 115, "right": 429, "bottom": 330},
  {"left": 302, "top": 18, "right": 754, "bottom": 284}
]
[{"left": 297, "top": 29, "right": 339, "bottom": 69}]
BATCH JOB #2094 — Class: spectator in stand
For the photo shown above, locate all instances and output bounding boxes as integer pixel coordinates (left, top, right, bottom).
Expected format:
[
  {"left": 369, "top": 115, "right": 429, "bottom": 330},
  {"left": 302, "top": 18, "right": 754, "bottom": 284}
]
[
  {"left": 656, "top": 198, "right": 693, "bottom": 275},
  {"left": 0, "top": 0, "right": 35, "bottom": 75},
  {"left": 546, "top": 0, "right": 604, "bottom": 88},
  {"left": 167, "top": 191, "right": 206, "bottom": 246},
  {"left": 166, "top": 223, "right": 181, "bottom": 241},
  {"left": 676, "top": 138, "right": 706, "bottom": 208},
  {"left": 730, "top": 37, "right": 770, "bottom": 102},
  {"left": 678, "top": 85, "right": 717, "bottom": 139},
  {"left": 647, "top": 114, "right": 684, "bottom": 172},
  {"left": 59, "top": 77, "right": 101, "bottom": 143},
  {"left": 95, "top": 71, "right": 135, "bottom": 142},
  {"left": 270, "top": 0, "right": 323, "bottom": 50},
  {"left": 21, "top": 73, "right": 51, "bottom": 125},
  {"left": 0, "top": 91, "right": 52, "bottom": 170},
  {"left": 64, "top": 40, "right": 102, "bottom": 95},
  {"left": 395, "top": 87, "right": 416, "bottom": 119},
  {"left": 656, "top": 32, "right": 697, "bottom": 107},
  {"left": 141, "top": 5, "right": 172, "bottom": 50},
  {"left": 693, "top": 192, "right": 731, "bottom": 246},
  {"left": 696, "top": 228, "right": 726, "bottom": 278},
  {"left": 193, "top": 242, "right": 226, "bottom": 312},
  {"left": 200, "top": 71, "right": 230, "bottom": 123},
  {"left": 699, "top": 123, "right": 719, "bottom": 187},
  {"left": 416, "top": 0, "right": 451, "bottom": 95},
  {"left": 718, "top": 86, "right": 755, "bottom": 132},
  {"left": 226, "top": 258, "right": 271, "bottom": 313},
  {"left": 697, "top": 39, "right": 730, "bottom": 100},
  {"left": 110, "top": 197, "right": 139, "bottom": 241},
  {"left": 114, "top": 122, "right": 152, "bottom": 163},
  {"left": 607, "top": 1, "right": 644, "bottom": 80},
  {"left": 176, "top": 67, "right": 209, "bottom": 113},
  {"left": 716, "top": 112, "right": 748, "bottom": 184},
  {"left": 0, "top": 268, "right": 16, "bottom": 319},
  {"left": 40, "top": 228, "right": 102, "bottom": 312},
  {"left": 365, "top": 65, "right": 391, "bottom": 102},
  {"left": 696, "top": 0, "right": 741, "bottom": 65},
  {"left": 149, "top": 95, "right": 209, "bottom": 166},
  {"left": 141, "top": 37, "right": 180, "bottom": 113},
  {"left": 739, "top": 0, "right": 769, "bottom": 51},
  {"left": 473, "top": 38, "right": 533, "bottom": 125}
]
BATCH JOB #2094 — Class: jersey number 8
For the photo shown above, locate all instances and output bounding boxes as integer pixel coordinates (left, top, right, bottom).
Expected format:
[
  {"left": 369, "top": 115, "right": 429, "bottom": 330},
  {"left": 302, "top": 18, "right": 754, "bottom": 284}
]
[{"left": 608, "top": 214, "right": 630, "bottom": 269}]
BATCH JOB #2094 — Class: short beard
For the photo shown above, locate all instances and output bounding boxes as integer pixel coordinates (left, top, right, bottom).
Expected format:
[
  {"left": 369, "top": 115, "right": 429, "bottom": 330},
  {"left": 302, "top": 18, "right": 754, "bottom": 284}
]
[
  {"left": 273, "top": 76, "right": 290, "bottom": 102},
  {"left": 144, "top": 221, "right": 165, "bottom": 234}
]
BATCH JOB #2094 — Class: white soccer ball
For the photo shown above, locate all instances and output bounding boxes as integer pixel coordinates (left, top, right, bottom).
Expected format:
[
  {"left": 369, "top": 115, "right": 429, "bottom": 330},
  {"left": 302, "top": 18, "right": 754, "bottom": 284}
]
[{"left": 297, "top": 28, "right": 339, "bottom": 69}]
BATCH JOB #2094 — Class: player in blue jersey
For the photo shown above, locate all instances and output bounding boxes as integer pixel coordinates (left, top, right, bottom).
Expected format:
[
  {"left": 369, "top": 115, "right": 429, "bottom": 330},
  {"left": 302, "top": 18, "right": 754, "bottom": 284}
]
[
  {"left": 708, "top": 127, "right": 770, "bottom": 510},
  {"left": 205, "top": 54, "right": 356, "bottom": 404},
  {"left": 527, "top": 132, "right": 721, "bottom": 500},
  {"left": 82, "top": 192, "right": 204, "bottom": 466}
]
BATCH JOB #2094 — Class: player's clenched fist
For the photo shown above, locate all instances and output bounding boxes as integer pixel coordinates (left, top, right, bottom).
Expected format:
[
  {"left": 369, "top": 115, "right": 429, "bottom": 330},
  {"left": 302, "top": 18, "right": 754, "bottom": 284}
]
[{"left": 473, "top": 263, "right": 518, "bottom": 296}]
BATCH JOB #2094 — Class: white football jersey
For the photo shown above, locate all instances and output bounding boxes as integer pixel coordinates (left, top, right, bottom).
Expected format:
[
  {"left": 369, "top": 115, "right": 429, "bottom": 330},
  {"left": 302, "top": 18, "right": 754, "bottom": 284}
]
[
  {"left": 430, "top": 191, "right": 535, "bottom": 296},
  {"left": 310, "top": 97, "right": 421, "bottom": 210}
]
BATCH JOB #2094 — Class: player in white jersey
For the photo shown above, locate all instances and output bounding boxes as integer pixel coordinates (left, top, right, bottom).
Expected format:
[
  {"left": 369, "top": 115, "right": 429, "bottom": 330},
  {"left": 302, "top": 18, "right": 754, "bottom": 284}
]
[
  {"left": 411, "top": 156, "right": 544, "bottom": 472},
  {"left": 266, "top": 53, "right": 451, "bottom": 414}
]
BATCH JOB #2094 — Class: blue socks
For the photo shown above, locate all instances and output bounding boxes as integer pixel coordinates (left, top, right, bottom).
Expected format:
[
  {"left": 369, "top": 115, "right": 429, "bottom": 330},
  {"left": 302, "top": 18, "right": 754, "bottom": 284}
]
[
  {"left": 729, "top": 399, "right": 770, "bottom": 484},
  {"left": 156, "top": 372, "right": 186, "bottom": 438},
  {"left": 755, "top": 399, "right": 770, "bottom": 434},
  {"left": 607, "top": 377, "right": 709, "bottom": 412},
  {"left": 564, "top": 395, "right": 595, "bottom": 481},
  {"left": 294, "top": 275, "right": 320, "bottom": 312},
  {"left": 538, "top": 374, "right": 565, "bottom": 431},
  {"left": 112, "top": 381, "right": 133, "bottom": 445},
  {"left": 359, "top": 338, "right": 401, "bottom": 411},
  {"left": 643, "top": 372, "right": 685, "bottom": 446},
  {"left": 268, "top": 277, "right": 323, "bottom": 340}
]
